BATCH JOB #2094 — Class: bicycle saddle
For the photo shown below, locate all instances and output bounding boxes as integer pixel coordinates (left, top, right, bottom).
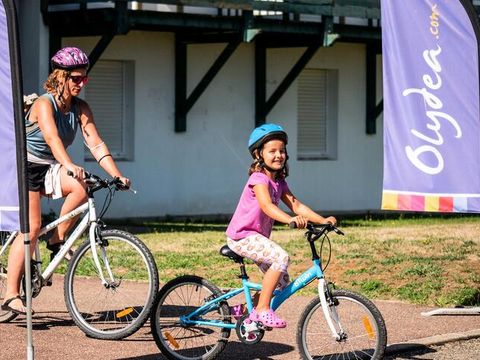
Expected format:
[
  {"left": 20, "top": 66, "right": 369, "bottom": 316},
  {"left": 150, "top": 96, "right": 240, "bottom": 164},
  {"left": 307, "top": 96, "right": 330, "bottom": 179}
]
[{"left": 219, "top": 245, "right": 244, "bottom": 264}]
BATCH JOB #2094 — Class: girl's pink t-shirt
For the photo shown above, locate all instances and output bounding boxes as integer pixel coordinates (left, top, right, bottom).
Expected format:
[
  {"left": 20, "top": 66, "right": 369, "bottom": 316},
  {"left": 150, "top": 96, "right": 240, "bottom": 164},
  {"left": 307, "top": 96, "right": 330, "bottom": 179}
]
[{"left": 226, "top": 172, "right": 289, "bottom": 240}]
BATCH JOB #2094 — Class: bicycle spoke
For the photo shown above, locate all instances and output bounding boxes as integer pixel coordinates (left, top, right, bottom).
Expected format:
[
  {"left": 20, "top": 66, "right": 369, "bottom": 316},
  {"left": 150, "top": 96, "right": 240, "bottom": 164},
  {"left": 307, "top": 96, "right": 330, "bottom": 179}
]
[
  {"left": 151, "top": 275, "right": 230, "bottom": 360},
  {"left": 297, "top": 290, "right": 386, "bottom": 360},
  {"left": 65, "top": 230, "right": 158, "bottom": 339}
]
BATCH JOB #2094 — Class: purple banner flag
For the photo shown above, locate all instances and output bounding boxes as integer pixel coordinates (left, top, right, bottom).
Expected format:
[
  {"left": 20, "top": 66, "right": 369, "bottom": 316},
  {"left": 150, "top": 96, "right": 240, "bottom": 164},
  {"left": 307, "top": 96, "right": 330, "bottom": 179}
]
[
  {"left": 0, "top": 1, "right": 19, "bottom": 229},
  {"left": 381, "top": 0, "right": 480, "bottom": 212}
]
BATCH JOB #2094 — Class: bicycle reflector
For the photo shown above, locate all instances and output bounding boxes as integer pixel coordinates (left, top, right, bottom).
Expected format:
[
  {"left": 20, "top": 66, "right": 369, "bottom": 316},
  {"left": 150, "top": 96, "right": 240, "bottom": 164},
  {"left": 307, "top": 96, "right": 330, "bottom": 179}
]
[
  {"left": 116, "top": 307, "right": 134, "bottom": 318},
  {"left": 362, "top": 316, "right": 375, "bottom": 339},
  {"left": 165, "top": 332, "right": 180, "bottom": 349}
]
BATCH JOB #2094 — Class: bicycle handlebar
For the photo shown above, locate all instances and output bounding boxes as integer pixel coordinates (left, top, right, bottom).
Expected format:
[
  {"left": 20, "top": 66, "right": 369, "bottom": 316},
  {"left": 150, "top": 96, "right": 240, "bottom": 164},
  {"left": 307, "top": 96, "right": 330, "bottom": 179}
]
[
  {"left": 289, "top": 221, "right": 345, "bottom": 237},
  {"left": 67, "top": 170, "right": 134, "bottom": 193}
]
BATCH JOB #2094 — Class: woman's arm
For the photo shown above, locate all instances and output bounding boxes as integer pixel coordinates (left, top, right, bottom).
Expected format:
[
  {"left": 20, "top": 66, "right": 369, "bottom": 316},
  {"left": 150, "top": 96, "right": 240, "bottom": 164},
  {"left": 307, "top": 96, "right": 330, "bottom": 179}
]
[
  {"left": 77, "top": 100, "right": 130, "bottom": 186},
  {"left": 282, "top": 190, "right": 336, "bottom": 225}
]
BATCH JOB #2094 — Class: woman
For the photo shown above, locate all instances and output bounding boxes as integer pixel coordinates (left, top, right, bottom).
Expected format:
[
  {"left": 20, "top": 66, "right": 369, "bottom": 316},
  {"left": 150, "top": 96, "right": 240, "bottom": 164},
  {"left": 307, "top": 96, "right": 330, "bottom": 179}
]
[{"left": 1, "top": 46, "right": 130, "bottom": 315}]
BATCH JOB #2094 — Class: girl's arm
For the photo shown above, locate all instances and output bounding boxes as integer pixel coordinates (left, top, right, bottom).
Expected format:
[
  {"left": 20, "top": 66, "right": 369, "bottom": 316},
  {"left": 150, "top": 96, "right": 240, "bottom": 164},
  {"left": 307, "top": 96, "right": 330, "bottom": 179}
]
[
  {"left": 253, "top": 184, "right": 304, "bottom": 225},
  {"left": 34, "top": 98, "right": 83, "bottom": 178},
  {"left": 78, "top": 100, "right": 130, "bottom": 186},
  {"left": 282, "top": 189, "right": 336, "bottom": 225}
]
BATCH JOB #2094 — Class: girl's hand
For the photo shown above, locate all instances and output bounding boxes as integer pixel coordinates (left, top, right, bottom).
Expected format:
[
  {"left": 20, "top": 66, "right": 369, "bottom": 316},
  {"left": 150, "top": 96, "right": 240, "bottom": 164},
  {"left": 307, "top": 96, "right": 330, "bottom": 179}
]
[
  {"left": 65, "top": 163, "right": 85, "bottom": 180},
  {"left": 324, "top": 216, "right": 337, "bottom": 226},
  {"left": 290, "top": 215, "right": 308, "bottom": 229}
]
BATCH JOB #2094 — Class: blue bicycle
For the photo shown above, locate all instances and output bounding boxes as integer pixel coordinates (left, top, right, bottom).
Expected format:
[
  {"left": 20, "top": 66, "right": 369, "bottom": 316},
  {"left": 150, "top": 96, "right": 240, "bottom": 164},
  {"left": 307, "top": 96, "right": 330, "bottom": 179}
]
[{"left": 150, "top": 223, "right": 387, "bottom": 360}]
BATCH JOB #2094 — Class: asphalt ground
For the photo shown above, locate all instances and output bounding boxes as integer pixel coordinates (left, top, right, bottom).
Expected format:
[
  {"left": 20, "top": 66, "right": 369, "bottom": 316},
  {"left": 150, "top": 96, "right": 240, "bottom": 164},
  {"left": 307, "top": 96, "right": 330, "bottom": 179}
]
[{"left": 1, "top": 275, "right": 479, "bottom": 359}]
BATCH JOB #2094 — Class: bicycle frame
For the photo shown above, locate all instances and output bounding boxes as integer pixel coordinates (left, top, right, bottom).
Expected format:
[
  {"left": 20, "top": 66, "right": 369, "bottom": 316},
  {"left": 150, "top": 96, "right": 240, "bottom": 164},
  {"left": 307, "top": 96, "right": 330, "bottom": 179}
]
[
  {"left": 182, "top": 229, "right": 344, "bottom": 340},
  {"left": 0, "top": 197, "right": 114, "bottom": 288},
  {"left": 181, "top": 259, "right": 327, "bottom": 331}
]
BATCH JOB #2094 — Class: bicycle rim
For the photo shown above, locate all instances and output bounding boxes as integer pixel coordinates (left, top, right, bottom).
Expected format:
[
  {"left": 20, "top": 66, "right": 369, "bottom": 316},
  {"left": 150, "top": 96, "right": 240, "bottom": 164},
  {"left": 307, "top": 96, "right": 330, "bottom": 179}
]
[
  {"left": 298, "top": 290, "right": 387, "bottom": 360},
  {"left": 0, "top": 232, "right": 18, "bottom": 323},
  {"left": 65, "top": 230, "right": 158, "bottom": 339},
  {"left": 151, "top": 275, "right": 230, "bottom": 360}
]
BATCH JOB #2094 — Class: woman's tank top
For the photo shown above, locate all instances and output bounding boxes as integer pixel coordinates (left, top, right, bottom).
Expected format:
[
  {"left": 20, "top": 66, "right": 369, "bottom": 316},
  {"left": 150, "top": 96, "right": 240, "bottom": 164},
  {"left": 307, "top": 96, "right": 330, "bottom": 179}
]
[{"left": 25, "top": 93, "right": 79, "bottom": 161}]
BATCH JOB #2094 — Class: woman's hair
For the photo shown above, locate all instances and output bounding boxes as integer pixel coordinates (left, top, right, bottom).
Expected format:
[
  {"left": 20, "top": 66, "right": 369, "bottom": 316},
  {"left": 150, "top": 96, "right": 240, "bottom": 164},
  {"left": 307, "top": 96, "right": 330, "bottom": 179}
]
[
  {"left": 43, "top": 69, "right": 69, "bottom": 107},
  {"left": 248, "top": 140, "right": 289, "bottom": 179}
]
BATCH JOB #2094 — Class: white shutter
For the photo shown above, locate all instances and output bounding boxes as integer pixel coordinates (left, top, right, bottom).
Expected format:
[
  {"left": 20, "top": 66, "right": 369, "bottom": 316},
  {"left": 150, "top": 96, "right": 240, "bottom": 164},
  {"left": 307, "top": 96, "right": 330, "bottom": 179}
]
[
  {"left": 85, "top": 60, "right": 125, "bottom": 158},
  {"left": 297, "top": 68, "right": 338, "bottom": 160}
]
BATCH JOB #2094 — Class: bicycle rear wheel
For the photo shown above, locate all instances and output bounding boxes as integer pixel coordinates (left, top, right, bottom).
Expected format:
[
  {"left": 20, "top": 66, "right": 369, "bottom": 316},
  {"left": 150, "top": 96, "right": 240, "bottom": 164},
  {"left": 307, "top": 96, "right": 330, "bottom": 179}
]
[
  {"left": 297, "top": 289, "right": 387, "bottom": 360},
  {"left": 64, "top": 229, "right": 158, "bottom": 339},
  {"left": 0, "top": 231, "right": 18, "bottom": 323},
  {"left": 150, "top": 275, "right": 231, "bottom": 360}
]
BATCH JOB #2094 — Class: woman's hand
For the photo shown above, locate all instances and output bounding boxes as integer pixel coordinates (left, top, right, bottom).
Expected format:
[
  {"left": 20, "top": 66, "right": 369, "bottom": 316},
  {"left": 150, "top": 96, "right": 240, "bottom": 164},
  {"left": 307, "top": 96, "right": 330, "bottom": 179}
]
[
  {"left": 289, "top": 215, "right": 308, "bottom": 229},
  {"left": 324, "top": 216, "right": 337, "bottom": 226},
  {"left": 117, "top": 176, "right": 131, "bottom": 190},
  {"left": 65, "top": 162, "right": 85, "bottom": 180}
]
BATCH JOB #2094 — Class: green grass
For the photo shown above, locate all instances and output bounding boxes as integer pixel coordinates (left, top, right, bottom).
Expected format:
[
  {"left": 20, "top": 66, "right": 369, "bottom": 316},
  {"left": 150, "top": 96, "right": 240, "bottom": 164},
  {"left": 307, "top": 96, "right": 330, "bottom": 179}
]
[{"left": 32, "top": 216, "right": 480, "bottom": 307}]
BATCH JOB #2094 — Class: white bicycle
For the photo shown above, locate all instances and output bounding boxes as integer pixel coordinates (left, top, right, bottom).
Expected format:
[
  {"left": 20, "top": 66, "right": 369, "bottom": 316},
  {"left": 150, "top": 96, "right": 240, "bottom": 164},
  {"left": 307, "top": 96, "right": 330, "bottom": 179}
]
[{"left": 0, "top": 172, "right": 159, "bottom": 340}]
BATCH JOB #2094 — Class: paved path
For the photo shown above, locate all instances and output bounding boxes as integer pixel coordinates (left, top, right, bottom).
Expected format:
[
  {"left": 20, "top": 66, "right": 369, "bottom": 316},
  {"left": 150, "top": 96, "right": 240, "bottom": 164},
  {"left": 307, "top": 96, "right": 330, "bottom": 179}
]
[
  {"left": 385, "top": 338, "right": 480, "bottom": 360},
  {"left": 1, "top": 275, "right": 479, "bottom": 359}
]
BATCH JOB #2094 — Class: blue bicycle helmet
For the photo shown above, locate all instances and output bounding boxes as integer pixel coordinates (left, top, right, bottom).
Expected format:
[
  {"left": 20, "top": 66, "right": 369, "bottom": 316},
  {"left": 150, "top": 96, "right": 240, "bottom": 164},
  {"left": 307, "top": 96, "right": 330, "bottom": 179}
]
[{"left": 248, "top": 123, "right": 288, "bottom": 154}]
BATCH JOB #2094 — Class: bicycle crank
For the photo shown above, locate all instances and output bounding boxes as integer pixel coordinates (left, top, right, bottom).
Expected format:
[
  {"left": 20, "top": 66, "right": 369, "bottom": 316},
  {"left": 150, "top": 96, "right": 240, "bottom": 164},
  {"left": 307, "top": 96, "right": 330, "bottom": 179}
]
[{"left": 235, "top": 314, "right": 264, "bottom": 344}]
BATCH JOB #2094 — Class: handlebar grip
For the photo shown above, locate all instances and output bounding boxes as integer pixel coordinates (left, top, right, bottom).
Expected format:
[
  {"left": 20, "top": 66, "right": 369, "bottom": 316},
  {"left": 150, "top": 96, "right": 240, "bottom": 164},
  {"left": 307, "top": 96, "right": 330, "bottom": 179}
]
[
  {"left": 67, "top": 170, "right": 74, "bottom": 177},
  {"left": 289, "top": 222, "right": 297, "bottom": 229}
]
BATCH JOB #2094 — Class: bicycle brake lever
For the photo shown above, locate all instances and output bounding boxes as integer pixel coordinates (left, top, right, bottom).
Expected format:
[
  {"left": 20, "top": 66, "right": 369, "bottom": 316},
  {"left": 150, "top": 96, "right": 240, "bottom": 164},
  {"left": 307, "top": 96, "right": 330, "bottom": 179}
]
[{"left": 114, "top": 181, "right": 137, "bottom": 194}]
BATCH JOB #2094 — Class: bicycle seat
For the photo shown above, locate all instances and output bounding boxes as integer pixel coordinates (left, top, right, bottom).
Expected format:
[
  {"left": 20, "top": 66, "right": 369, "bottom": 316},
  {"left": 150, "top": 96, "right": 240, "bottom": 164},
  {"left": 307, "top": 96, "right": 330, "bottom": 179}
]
[{"left": 219, "top": 245, "right": 244, "bottom": 264}]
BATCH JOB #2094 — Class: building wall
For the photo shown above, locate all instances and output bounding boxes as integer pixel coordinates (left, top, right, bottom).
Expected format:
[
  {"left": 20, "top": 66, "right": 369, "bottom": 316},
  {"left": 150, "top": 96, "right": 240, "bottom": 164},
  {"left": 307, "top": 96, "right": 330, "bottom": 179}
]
[{"left": 23, "top": 30, "right": 384, "bottom": 218}]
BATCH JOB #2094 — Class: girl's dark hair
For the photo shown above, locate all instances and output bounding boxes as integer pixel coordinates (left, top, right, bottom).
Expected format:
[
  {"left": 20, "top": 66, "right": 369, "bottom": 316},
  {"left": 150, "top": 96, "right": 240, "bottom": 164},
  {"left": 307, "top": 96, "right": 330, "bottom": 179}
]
[{"left": 248, "top": 145, "right": 289, "bottom": 180}]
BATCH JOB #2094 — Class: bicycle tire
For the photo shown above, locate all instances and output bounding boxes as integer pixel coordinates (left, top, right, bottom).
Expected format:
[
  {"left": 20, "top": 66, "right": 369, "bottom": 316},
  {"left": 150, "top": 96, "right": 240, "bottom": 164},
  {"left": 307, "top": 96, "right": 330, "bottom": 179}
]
[
  {"left": 0, "top": 231, "right": 19, "bottom": 323},
  {"left": 64, "top": 229, "right": 159, "bottom": 340},
  {"left": 150, "top": 275, "right": 231, "bottom": 360},
  {"left": 297, "top": 289, "right": 387, "bottom": 360}
]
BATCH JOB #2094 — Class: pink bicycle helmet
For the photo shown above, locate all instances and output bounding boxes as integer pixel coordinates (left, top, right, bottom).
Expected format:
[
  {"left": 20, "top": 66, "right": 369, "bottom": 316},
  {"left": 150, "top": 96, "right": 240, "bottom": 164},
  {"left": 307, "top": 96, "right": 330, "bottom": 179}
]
[{"left": 50, "top": 47, "right": 89, "bottom": 70}]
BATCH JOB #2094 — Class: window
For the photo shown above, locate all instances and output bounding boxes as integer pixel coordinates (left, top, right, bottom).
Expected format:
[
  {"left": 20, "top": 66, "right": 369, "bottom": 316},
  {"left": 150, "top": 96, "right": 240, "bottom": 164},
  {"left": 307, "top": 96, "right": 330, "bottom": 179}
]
[
  {"left": 297, "top": 68, "right": 338, "bottom": 160},
  {"left": 84, "top": 60, "right": 134, "bottom": 160}
]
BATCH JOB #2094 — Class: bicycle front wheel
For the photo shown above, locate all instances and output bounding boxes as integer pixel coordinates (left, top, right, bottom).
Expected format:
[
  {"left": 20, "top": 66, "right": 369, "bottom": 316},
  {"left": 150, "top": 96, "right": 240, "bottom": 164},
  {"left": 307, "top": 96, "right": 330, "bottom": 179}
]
[
  {"left": 150, "top": 275, "right": 231, "bottom": 360},
  {"left": 64, "top": 229, "right": 158, "bottom": 340},
  {"left": 297, "top": 289, "right": 387, "bottom": 360}
]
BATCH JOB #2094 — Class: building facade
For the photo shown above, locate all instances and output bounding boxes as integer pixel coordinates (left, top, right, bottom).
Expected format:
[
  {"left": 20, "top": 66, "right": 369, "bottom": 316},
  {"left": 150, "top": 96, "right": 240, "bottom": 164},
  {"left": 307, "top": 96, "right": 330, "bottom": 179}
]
[{"left": 17, "top": 1, "right": 384, "bottom": 218}]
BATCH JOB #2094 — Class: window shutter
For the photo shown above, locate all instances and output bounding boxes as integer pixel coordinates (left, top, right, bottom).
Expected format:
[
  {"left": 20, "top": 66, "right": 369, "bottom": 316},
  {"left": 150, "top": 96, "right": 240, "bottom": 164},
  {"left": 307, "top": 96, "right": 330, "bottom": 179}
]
[
  {"left": 85, "top": 60, "right": 124, "bottom": 157},
  {"left": 297, "top": 68, "right": 337, "bottom": 160}
]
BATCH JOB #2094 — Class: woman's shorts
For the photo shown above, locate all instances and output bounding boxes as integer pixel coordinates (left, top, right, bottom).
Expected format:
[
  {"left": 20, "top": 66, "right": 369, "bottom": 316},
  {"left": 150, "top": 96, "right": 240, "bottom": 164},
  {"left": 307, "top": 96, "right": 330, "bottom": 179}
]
[{"left": 28, "top": 162, "right": 50, "bottom": 192}]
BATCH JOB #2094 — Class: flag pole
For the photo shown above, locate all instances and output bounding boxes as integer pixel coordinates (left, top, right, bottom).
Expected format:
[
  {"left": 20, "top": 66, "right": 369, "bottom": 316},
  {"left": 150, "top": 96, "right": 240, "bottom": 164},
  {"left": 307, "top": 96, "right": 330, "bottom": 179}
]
[{"left": 3, "top": 0, "right": 34, "bottom": 358}]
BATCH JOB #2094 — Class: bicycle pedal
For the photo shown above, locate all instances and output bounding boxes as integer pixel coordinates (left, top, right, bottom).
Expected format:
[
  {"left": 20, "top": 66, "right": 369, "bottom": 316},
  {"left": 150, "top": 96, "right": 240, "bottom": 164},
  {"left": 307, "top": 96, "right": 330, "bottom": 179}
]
[{"left": 256, "top": 322, "right": 272, "bottom": 331}]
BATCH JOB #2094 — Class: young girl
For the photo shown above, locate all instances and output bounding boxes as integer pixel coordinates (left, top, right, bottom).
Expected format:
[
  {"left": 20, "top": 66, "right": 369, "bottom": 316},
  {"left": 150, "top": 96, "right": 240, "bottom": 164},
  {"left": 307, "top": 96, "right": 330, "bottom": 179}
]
[{"left": 226, "top": 123, "right": 336, "bottom": 328}]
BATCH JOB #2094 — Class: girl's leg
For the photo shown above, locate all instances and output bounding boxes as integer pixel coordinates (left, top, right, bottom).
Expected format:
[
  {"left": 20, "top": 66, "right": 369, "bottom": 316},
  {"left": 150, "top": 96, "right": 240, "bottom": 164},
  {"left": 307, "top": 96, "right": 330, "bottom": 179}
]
[
  {"left": 2, "top": 191, "right": 42, "bottom": 312},
  {"left": 48, "top": 166, "right": 87, "bottom": 245},
  {"left": 256, "top": 268, "right": 282, "bottom": 312},
  {"left": 227, "top": 235, "right": 290, "bottom": 309}
]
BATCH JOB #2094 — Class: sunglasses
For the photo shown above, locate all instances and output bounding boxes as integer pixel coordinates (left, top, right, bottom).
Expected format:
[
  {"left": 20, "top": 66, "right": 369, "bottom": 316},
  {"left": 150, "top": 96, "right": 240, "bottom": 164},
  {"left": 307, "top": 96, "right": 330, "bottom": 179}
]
[{"left": 69, "top": 75, "right": 89, "bottom": 85}]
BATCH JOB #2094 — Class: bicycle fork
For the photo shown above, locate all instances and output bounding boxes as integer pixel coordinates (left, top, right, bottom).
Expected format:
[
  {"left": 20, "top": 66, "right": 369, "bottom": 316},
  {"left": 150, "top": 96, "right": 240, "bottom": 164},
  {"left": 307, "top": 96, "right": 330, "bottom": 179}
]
[
  {"left": 318, "top": 278, "right": 346, "bottom": 341},
  {"left": 87, "top": 197, "right": 117, "bottom": 289},
  {"left": 88, "top": 222, "right": 118, "bottom": 288}
]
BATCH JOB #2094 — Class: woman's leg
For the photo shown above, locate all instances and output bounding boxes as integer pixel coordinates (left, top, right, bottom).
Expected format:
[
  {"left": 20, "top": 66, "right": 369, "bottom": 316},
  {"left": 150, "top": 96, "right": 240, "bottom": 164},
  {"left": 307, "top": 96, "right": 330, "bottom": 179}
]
[
  {"left": 49, "top": 166, "right": 87, "bottom": 245},
  {"left": 2, "top": 191, "right": 42, "bottom": 311}
]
